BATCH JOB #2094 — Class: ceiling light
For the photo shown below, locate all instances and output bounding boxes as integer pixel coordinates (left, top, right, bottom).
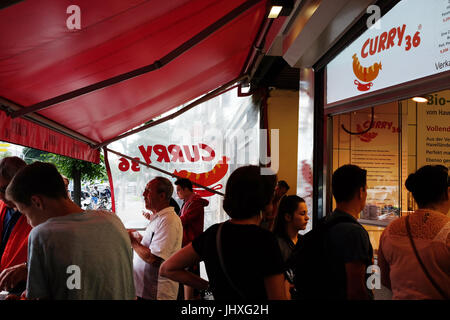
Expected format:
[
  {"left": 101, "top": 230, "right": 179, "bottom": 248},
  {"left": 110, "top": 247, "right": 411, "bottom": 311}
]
[
  {"left": 268, "top": 6, "right": 283, "bottom": 18},
  {"left": 412, "top": 96, "right": 428, "bottom": 103}
]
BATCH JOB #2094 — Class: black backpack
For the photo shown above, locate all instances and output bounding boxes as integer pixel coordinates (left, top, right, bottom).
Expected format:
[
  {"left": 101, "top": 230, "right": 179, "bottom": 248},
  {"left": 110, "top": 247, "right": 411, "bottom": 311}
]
[{"left": 287, "top": 214, "right": 359, "bottom": 300}]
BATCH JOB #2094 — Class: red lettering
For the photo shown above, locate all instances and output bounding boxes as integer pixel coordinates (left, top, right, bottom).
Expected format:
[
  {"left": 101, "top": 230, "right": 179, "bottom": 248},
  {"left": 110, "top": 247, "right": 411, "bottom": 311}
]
[
  {"left": 118, "top": 157, "right": 130, "bottom": 172},
  {"left": 386, "top": 27, "right": 396, "bottom": 49},
  {"left": 183, "top": 145, "right": 200, "bottom": 162},
  {"left": 153, "top": 144, "right": 170, "bottom": 162},
  {"left": 377, "top": 32, "right": 387, "bottom": 53},
  {"left": 361, "top": 38, "right": 370, "bottom": 58},
  {"left": 363, "top": 120, "right": 371, "bottom": 129},
  {"left": 138, "top": 145, "right": 152, "bottom": 164},
  {"left": 199, "top": 143, "right": 215, "bottom": 161},
  {"left": 397, "top": 24, "right": 406, "bottom": 46},
  {"left": 360, "top": 24, "right": 407, "bottom": 57},
  {"left": 138, "top": 144, "right": 216, "bottom": 164},
  {"left": 168, "top": 145, "right": 185, "bottom": 162},
  {"left": 369, "top": 37, "right": 378, "bottom": 56},
  {"left": 131, "top": 157, "right": 140, "bottom": 172}
]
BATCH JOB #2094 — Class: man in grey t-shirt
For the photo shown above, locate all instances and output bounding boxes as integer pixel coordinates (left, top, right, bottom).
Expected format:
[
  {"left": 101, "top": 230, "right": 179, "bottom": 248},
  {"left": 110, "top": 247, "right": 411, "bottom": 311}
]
[{"left": 6, "top": 162, "right": 135, "bottom": 300}]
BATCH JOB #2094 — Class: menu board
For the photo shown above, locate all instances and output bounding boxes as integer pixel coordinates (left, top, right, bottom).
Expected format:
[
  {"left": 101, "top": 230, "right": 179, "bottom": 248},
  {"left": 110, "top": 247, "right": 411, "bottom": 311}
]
[
  {"left": 327, "top": 0, "right": 450, "bottom": 105},
  {"left": 351, "top": 115, "right": 400, "bottom": 207},
  {"left": 333, "top": 103, "right": 405, "bottom": 222},
  {"left": 417, "top": 90, "right": 450, "bottom": 169}
]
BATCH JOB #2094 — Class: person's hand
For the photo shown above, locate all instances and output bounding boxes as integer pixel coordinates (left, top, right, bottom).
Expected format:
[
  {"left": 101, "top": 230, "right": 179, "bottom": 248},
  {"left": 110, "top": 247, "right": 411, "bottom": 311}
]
[
  {"left": 127, "top": 229, "right": 143, "bottom": 245},
  {"left": 142, "top": 211, "right": 151, "bottom": 220},
  {"left": 0, "top": 263, "right": 27, "bottom": 292}
]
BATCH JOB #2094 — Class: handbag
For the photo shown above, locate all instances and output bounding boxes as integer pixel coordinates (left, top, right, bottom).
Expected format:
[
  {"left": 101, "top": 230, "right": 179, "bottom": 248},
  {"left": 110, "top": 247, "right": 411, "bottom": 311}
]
[
  {"left": 216, "top": 222, "right": 246, "bottom": 299},
  {"left": 405, "top": 215, "right": 448, "bottom": 299}
]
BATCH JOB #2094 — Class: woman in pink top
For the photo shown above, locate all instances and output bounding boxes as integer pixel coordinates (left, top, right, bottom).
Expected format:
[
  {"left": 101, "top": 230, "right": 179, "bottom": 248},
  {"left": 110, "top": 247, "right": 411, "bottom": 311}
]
[{"left": 378, "top": 165, "right": 450, "bottom": 300}]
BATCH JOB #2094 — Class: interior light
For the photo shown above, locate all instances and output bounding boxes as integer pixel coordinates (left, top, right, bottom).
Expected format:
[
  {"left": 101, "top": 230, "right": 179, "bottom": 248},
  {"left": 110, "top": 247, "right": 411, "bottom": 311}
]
[
  {"left": 268, "top": 6, "right": 283, "bottom": 18},
  {"left": 412, "top": 96, "right": 428, "bottom": 103}
]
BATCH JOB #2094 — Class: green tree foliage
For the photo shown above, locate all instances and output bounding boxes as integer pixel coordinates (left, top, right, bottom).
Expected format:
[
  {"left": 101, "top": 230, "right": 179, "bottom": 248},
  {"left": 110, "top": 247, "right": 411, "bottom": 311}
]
[
  {"left": 40, "top": 153, "right": 107, "bottom": 183},
  {"left": 0, "top": 151, "right": 12, "bottom": 160},
  {"left": 22, "top": 147, "right": 107, "bottom": 206}
]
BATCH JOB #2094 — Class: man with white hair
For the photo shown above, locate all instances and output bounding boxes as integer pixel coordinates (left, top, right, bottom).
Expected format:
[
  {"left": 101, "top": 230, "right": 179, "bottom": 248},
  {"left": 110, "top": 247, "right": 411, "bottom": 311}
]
[{"left": 129, "top": 177, "right": 182, "bottom": 300}]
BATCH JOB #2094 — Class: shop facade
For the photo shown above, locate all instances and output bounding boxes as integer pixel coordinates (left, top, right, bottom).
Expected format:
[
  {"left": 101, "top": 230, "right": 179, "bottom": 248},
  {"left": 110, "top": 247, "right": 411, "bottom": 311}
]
[{"left": 308, "top": 0, "right": 450, "bottom": 251}]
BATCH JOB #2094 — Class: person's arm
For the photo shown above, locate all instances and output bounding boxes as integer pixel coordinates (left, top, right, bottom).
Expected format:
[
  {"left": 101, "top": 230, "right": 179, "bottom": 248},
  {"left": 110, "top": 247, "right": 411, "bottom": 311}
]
[
  {"left": 345, "top": 261, "right": 370, "bottom": 300},
  {"left": 377, "top": 235, "right": 391, "bottom": 290},
  {"left": 128, "top": 231, "right": 161, "bottom": 265},
  {"left": 0, "top": 262, "right": 27, "bottom": 292},
  {"left": 332, "top": 224, "right": 373, "bottom": 300},
  {"left": 160, "top": 243, "right": 209, "bottom": 290},
  {"left": 264, "top": 273, "right": 289, "bottom": 300}
]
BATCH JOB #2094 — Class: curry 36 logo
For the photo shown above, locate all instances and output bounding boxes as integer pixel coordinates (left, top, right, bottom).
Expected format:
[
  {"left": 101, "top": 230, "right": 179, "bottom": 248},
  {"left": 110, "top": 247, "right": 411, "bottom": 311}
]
[
  {"left": 352, "top": 22, "right": 422, "bottom": 92},
  {"left": 352, "top": 54, "right": 382, "bottom": 92},
  {"left": 353, "top": 120, "right": 400, "bottom": 143},
  {"left": 118, "top": 144, "right": 229, "bottom": 197}
]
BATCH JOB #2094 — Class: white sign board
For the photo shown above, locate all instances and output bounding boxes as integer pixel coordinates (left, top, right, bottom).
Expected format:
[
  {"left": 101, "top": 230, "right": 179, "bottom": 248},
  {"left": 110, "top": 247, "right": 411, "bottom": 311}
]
[{"left": 326, "top": 0, "right": 450, "bottom": 105}]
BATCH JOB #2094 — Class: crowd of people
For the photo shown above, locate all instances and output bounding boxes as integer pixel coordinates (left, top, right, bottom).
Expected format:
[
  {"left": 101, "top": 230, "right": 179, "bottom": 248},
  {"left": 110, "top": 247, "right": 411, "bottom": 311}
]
[{"left": 0, "top": 155, "right": 448, "bottom": 300}]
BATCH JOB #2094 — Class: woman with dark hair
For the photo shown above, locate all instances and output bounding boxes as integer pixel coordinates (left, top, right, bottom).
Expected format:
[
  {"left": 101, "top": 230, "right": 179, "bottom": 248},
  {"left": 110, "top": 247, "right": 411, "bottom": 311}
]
[
  {"left": 160, "top": 165, "right": 288, "bottom": 300},
  {"left": 378, "top": 165, "right": 450, "bottom": 299},
  {"left": 272, "top": 195, "right": 309, "bottom": 262}
]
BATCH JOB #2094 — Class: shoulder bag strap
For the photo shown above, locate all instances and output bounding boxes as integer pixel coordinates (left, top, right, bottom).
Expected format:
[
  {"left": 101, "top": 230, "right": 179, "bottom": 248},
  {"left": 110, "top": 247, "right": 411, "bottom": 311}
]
[
  {"left": 216, "top": 222, "right": 246, "bottom": 299},
  {"left": 405, "top": 215, "right": 448, "bottom": 299}
]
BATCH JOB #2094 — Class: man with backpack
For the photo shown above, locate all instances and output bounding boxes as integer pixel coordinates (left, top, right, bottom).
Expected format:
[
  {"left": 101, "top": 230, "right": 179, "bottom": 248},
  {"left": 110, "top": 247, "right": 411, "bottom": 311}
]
[{"left": 289, "top": 164, "right": 373, "bottom": 300}]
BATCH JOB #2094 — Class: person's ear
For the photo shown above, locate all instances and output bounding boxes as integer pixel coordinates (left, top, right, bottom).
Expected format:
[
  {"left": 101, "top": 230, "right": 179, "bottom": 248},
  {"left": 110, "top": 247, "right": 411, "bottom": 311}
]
[
  {"left": 30, "top": 195, "right": 45, "bottom": 210},
  {"left": 284, "top": 213, "right": 292, "bottom": 222},
  {"left": 358, "top": 187, "right": 364, "bottom": 200}
]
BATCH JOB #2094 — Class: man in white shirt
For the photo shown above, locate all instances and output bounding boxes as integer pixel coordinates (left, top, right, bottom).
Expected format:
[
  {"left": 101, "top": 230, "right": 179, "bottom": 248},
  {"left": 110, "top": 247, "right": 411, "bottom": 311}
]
[{"left": 129, "top": 177, "right": 182, "bottom": 300}]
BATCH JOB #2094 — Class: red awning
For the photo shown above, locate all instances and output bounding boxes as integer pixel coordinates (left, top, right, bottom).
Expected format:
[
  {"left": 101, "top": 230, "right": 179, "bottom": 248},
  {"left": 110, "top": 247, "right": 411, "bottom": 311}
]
[{"left": 0, "top": 0, "right": 269, "bottom": 162}]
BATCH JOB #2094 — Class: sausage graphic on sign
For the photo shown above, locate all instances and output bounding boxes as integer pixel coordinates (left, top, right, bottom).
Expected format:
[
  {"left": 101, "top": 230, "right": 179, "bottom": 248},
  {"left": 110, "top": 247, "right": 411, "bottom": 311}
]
[
  {"left": 352, "top": 53, "right": 382, "bottom": 91},
  {"left": 173, "top": 156, "right": 229, "bottom": 197}
]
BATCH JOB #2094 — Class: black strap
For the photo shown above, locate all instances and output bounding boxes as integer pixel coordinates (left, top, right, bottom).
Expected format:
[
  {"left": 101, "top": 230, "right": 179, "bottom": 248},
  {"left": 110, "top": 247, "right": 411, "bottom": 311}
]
[
  {"left": 216, "top": 222, "right": 246, "bottom": 299},
  {"left": 405, "top": 215, "right": 448, "bottom": 299}
]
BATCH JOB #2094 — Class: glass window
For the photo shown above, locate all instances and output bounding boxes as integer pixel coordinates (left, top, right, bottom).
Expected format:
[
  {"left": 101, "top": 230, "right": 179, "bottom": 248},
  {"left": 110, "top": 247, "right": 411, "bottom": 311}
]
[
  {"left": 331, "top": 89, "right": 450, "bottom": 251},
  {"left": 108, "top": 87, "right": 260, "bottom": 230}
]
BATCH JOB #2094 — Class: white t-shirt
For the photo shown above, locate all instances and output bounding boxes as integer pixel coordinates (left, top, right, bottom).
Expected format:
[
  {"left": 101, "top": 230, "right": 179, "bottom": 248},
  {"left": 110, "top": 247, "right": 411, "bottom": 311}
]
[{"left": 133, "top": 206, "right": 182, "bottom": 300}]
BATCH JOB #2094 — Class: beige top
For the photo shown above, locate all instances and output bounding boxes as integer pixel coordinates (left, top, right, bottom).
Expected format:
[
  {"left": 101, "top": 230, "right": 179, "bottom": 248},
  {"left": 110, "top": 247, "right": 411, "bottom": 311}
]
[{"left": 378, "top": 209, "right": 450, "bottom": 300}]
